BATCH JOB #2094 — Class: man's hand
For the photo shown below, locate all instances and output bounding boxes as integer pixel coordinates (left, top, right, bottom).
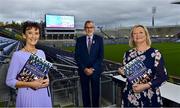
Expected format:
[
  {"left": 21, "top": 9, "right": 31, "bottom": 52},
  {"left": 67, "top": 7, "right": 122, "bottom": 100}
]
[{"left": 84, "top": 68, "right": 94, "bottom": 76}]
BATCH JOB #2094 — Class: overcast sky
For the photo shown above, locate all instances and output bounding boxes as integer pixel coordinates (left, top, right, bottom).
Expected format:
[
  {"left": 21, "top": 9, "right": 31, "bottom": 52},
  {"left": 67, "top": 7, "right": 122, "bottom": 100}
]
[{"left": 1, "top": 0, "right": 180, "bottom": 28}]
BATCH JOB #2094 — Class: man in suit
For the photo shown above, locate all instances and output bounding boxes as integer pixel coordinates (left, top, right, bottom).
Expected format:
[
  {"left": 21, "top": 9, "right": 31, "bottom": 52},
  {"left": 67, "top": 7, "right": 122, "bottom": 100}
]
[{"left": 75, "top": 20, "right": 104, "bottom": 107}]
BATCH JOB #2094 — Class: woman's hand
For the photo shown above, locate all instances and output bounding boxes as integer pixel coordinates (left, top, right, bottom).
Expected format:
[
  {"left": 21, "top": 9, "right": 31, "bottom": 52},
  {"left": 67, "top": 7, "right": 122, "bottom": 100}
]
[
  {"left": 16, "top": 77, "right": 50, "bottom": 89},
  {"left": 29, "top": 78, "right": 49, "bottom": 89},
  {"left": 29, "top": 78, "right": 44, "bottom": 90},
  {"left": 41, "top": 78, "right": 49, "bottom": 88},
  {"left": 132, "top": 83, "right": 151, "bottom": 93},
  {"left": 118, "top": 67, "right": 125, "bottom": 76}
]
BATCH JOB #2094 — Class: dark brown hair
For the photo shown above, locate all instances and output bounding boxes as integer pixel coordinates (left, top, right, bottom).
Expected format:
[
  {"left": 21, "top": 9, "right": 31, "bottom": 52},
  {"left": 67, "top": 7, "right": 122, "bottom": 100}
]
[{"left": 22, "top": 21, "right": 41, "bottom": 34}]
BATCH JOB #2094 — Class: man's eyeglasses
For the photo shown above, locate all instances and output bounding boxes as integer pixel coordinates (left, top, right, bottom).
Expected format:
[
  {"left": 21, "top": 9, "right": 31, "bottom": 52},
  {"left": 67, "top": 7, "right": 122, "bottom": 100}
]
[{"left": 85, "top": 27, "right": 94, "bottom": 29}]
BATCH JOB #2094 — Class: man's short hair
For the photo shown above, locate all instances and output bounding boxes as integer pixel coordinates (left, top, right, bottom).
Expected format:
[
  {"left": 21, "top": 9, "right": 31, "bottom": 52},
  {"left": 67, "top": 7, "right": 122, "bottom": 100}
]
[{"left": 84, "top": 20, "right": 95, "bottom": 28}]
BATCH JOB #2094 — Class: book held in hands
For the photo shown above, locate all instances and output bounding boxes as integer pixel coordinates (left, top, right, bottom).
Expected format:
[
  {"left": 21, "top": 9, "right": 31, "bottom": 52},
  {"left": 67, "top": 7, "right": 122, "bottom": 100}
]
[
  {"left": 16, "top": 54, "right": 53, "bottom": 82},
  {"left": 124, "top": 57, "right": 150, "bottom": 84}
]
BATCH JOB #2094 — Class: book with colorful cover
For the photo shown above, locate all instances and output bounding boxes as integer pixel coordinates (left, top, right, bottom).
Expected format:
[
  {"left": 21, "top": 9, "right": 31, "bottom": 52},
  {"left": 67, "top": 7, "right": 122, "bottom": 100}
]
[
  {"left": 16, "top": 54, "right": 53, "bottom": 82},
  {"left": 124, "top": 57, "right": 150, "bottom": 84}
]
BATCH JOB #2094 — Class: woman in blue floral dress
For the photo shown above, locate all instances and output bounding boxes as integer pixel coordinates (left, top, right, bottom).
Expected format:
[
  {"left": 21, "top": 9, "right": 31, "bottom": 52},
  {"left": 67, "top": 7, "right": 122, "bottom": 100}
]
[{"left": 118, "top": 25, "right": 168, "bottom": 107}]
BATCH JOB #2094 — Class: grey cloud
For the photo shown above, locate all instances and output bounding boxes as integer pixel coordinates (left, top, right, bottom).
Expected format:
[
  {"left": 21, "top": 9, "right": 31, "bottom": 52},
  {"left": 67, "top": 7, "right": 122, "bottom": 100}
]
[{"left": 0, "top": 0, "right": 180, "bottom": 28}]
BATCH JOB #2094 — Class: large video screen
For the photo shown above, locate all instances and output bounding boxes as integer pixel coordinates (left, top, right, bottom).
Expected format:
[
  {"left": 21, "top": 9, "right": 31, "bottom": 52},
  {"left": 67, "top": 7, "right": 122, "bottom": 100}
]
[{"left": 45, "top": 14, "right": 75, "bottom": 28}]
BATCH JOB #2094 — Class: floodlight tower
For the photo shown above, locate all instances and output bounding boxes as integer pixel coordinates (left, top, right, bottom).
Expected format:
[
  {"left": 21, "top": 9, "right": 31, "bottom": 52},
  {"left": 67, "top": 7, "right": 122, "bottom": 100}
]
[
  {"left": 171, "top": 1, "right": 180, "bottom": 25},
  {"left": 152, "top": 6, "right": 156, "bottom": 27},
  {"left": 171, "top": 1, "right": 180, "bottom": 38}
]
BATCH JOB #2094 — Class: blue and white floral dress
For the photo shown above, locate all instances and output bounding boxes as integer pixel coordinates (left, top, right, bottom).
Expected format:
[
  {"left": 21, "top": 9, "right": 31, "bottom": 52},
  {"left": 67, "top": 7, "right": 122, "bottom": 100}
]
[{"left": 122, "top": 48, "right": 168, "bottom": 107}]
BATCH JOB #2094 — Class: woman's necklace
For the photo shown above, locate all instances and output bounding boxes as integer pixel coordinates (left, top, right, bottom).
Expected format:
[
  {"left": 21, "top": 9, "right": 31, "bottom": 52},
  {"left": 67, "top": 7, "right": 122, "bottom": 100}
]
[
  {"left": 135, "top": 46, "right": 150, "bottom": 55},
  {"left": 24, "top": 47, "right": 37, "bottom": 54}
]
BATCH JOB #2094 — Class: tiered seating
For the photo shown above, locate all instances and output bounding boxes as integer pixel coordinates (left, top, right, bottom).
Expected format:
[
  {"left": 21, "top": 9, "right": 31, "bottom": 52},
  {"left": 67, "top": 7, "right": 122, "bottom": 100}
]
[
  {"left": 0, "top": 36, "right": 20, "bottom": 107},
  {"left": 37, "top": 45, "right": 75, "bottom": 75},
  {"left": 0, "top": 36, "right": 18, "bottom": 62},
  {"left": 3, "top": 41, "right": 18, "bottom": 55}
]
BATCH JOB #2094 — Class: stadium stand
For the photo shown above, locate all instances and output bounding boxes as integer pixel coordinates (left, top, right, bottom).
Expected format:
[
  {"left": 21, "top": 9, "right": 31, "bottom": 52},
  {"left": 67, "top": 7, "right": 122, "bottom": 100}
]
[
  {"left": 0, "top": 31, "right": 180, "bottom": 107},
  {"left": 0, "top": 36, "right": 20, "bottom": 107}
]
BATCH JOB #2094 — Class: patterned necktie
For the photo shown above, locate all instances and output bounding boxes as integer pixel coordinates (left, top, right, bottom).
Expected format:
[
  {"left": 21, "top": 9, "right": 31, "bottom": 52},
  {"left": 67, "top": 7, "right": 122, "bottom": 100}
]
[{"left": 88, "top": 37, "right": 92, "bottom": 54}]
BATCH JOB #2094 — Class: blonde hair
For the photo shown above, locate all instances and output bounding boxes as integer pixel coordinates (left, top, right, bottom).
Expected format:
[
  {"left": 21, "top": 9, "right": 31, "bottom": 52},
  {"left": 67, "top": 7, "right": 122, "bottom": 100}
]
[{"left": 129, "top": 24, "right": 151, "bottom": 47}]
